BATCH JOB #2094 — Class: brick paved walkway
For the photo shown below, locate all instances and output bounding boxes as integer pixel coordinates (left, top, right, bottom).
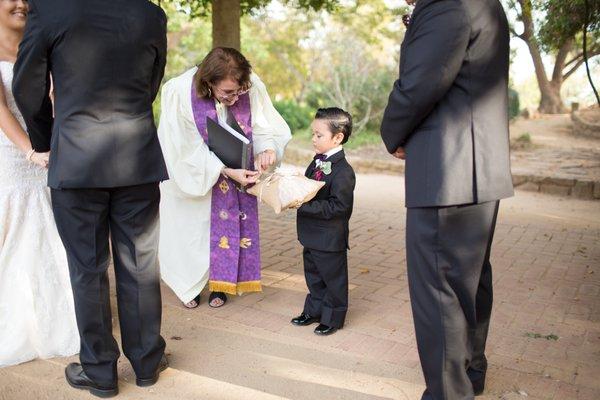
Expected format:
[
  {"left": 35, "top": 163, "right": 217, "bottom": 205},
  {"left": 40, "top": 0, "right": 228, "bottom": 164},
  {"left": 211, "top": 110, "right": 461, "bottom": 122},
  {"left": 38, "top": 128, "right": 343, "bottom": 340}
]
[
  {"left": 253, "top": 185, "right": 600, "bottom": 400},
  {"left": 1, "top": 174, "right": 598, "bottom": 400}
]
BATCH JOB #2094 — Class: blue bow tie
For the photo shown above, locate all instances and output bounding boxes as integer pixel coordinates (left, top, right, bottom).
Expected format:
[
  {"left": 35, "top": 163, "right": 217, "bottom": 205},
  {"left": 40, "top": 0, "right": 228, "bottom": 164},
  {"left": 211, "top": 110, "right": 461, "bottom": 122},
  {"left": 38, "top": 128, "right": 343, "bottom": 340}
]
[{"left": 314, "top": 154, "right": 327, "bottom": 161}]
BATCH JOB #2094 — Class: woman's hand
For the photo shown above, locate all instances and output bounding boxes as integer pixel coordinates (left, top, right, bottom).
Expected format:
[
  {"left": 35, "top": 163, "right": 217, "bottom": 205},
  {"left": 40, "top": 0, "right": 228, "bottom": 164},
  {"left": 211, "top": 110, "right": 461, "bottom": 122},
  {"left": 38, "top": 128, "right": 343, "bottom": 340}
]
[
  {"left": 223, "top": 168, "right": 259, "bottom": 186},
  {"left": 254, "top": 149, "right": 276, "bottom": 174},
  {"left": 30, "top": 151, "right": 50, "bottom": 169}
]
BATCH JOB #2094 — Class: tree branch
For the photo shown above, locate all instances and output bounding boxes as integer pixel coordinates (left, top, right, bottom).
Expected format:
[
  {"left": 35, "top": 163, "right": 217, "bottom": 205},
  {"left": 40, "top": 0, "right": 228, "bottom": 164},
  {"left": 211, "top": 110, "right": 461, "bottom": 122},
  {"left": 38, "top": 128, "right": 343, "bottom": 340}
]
[
  {"left": 563, "top": 49, "right": 600, "bottom": 80},
  {"left": 566, "top": 45, "right": 600, "bottom": 68},
  {"left": 563, "top": 59, "right": 586, "bottom": 81},
  {"left": 552, "top": 39, "right": 574, "bottom": 83}
]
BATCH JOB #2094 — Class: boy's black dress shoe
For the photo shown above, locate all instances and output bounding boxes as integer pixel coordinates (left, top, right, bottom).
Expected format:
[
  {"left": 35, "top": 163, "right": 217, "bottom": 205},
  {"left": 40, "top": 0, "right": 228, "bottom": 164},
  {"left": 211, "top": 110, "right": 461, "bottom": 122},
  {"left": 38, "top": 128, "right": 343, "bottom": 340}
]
[
  {"left": 291, "top": 313, "right": 319, "bottom": 326},
  {"left": 65, "top": 363, "right": 118, "bottom": 398},
  {"left": 136, "top": 354, "right": 169, "bottom": 387},
  {"left": 314, "top": 324, "right": 338, "bottom": 335}
]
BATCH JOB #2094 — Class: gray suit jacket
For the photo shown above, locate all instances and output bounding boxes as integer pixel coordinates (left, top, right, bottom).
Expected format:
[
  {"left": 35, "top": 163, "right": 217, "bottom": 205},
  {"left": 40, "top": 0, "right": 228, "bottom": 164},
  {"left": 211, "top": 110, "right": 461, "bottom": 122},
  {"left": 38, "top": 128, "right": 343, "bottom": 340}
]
[
  {"left": 381, "top": 0, "right": 514, "bottom": 208},
  {"left": 13, "top": 0, "right": 168, "bottom": 189}
]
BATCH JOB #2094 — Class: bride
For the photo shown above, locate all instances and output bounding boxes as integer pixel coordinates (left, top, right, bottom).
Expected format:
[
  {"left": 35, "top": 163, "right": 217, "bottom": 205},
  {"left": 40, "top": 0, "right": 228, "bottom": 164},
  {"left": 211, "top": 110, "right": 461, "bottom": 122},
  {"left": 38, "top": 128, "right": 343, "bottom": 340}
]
[{"left": 0, "top": 0, "right": 78, "bottom": 367}]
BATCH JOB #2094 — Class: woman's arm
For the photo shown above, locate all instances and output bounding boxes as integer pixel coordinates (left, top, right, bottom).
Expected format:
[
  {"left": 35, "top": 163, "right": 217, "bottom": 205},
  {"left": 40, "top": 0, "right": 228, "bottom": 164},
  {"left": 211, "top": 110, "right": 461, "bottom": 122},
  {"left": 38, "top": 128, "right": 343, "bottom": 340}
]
[
  {"left": 12, "top": 1, "right": 53, "bottom": 152},
  {"left": 0, "top": 75, "right": 48, "bottom": 167},
  {"left": 0, "top": 72, "right": 32, "bottom": 153}
]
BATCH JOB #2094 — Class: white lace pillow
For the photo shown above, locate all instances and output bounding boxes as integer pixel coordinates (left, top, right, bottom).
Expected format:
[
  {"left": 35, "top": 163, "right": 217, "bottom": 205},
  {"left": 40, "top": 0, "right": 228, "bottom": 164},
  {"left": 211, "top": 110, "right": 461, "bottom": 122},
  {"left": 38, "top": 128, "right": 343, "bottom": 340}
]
[{"left": 248, "top": 167, "right": 325, "bottom": 214}]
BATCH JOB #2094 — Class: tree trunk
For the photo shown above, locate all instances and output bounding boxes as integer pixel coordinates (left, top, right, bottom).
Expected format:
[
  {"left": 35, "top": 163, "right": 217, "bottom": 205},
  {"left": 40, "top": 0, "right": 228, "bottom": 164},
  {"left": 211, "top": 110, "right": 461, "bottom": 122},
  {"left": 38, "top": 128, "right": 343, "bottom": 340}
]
[
  {"left": 211, "top": 0, "right": 241, "bottom": 50},
  {"left": 539, "top": 82, "right": 567, "bottom": 114},
  {"left": 517, "top": 0, "right": 568, "bottom": 114}
]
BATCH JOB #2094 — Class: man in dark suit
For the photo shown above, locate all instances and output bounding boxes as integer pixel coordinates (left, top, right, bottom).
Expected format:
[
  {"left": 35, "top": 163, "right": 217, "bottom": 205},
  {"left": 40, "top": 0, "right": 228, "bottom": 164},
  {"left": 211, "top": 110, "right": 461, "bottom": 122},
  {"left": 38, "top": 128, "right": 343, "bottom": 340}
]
[
  {"left": 380, "top": 0, "right": 513, "bottom": 398},
  {"left": 13, "top": 0, "right": 169, "bottom": 397},
  {"left": 293, "top": 107, "right": 356, "bottom": 336}
]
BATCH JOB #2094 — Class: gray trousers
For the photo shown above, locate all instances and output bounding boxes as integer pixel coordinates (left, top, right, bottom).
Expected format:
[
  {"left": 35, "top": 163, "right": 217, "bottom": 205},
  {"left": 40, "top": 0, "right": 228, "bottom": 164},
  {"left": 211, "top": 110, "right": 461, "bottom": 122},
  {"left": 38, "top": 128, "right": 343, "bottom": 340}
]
[
  {"left": 51, "top": 183, "right": 165, "bottom": 387},
  {"left": 406, "top": 201, "right": 499, "bottom": 400}
]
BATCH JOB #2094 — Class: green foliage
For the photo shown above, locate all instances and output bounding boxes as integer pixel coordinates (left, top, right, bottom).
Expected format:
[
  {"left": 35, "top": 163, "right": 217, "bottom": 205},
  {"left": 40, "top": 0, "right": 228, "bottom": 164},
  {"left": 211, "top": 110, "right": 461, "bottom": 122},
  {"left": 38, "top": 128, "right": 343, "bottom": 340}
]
[
  {"left": 343, "top": 131, "right": 384, "bottom": 150},
  {"left": 505, "top": 0, "right": 600, "bottom": 53},
  {"left": 273, "top": 100, "right": 313, "bottom": 133},
  {"left": 509, "top": 88, "right": 521, "bottom": 120},
  {"left": 153, "top": 0, "right": 339, "bottom": 18},
  {"left": 151, "top": 0, "right": 409, "bottom": 148},
  {"left": 292, "top": 126, "right": 383, "bottom": 150},
  {"left": 538, "top": 0, "right": 600, "bottom": 51}
]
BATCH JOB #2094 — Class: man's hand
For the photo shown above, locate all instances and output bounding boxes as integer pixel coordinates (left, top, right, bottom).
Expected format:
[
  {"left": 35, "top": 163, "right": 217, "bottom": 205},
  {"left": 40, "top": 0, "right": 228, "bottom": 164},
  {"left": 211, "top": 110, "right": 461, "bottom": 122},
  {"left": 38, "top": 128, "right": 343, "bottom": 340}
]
[
  {"left": 392, "top": 147, "right": 406, "bottom": 160},
  {"left": 254, "top": 149, "right": 276, "bottom": 174}
]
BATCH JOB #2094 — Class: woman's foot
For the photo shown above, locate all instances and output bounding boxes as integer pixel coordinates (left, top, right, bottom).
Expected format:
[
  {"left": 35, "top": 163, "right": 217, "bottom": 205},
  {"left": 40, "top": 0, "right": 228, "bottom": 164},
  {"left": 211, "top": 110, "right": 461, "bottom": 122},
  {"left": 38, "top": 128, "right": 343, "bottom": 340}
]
[
  {"left": 209, "top": 291, "right": 228, "bottom": 308},
  {"left": 183, "top": 294, "right": 201, "bottom": 309}
]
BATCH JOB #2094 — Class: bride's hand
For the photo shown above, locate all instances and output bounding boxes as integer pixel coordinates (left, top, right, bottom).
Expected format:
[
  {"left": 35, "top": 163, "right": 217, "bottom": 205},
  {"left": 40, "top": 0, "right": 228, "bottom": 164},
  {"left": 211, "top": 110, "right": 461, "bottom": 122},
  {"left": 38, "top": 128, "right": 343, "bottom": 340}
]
[
  {"left": 223, "top": 168, "right": 259, "bottom": 187},
  {"left": 30, "top": 151, "right": 50, "bottom": 169}
]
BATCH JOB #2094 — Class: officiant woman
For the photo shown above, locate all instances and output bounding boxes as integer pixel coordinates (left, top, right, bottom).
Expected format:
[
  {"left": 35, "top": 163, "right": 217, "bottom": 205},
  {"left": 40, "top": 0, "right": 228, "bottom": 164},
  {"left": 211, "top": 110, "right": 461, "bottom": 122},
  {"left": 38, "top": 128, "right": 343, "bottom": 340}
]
[{"left": 157, "top": 47, "right": 291, "bottom": 309}]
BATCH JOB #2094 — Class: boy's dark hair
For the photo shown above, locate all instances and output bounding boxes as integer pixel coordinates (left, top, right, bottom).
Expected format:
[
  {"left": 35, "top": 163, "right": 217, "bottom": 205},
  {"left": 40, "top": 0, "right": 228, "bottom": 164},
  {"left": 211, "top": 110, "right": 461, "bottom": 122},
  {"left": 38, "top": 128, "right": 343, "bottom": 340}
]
[{"left": 315, "top": 107, "right": 352, "bottom": 144}]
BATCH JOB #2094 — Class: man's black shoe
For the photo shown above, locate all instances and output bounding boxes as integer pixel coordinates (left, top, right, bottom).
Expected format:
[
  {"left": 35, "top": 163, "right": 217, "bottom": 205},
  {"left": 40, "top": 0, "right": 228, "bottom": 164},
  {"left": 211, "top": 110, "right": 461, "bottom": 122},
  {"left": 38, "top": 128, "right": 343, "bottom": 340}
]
[
  {"left": 471, "top": 375, "right": 485, "bottom": 396},
  {"left": 468, "top": 368, "right": 486, "bottom": 396},
  {"left": 314, "top": 324, "right": 338, "bottom": 335},
  {"left": 291, "top": 313, "right": 320, "bottom": 326},
  {"left": 136, "top": 354, "right": 169, "bottom": 387},
  {"left": 65, "top": 363, "right": 118, "bottom": 398}
]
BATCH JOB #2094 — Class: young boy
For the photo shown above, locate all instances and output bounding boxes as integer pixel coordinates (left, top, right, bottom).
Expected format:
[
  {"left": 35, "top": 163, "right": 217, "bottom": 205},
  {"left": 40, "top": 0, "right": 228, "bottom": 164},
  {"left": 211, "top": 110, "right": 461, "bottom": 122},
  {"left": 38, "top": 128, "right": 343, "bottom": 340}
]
[{"left": 292, "top": 107, "right": 356, "bottom": 336}]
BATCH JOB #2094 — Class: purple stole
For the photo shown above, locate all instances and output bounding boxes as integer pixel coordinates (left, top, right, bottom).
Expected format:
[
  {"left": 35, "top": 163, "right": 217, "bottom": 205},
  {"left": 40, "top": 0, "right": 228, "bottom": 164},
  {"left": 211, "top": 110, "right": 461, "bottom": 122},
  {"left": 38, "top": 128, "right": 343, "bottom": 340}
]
[{"left": 190, "top": 85, "right": 261, "bottom": 295}]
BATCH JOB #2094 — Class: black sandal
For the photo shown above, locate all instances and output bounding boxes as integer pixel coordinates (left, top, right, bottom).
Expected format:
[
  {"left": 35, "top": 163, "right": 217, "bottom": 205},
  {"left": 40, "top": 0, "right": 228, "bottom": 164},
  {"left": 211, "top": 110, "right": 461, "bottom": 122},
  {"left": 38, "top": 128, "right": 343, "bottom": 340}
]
[
  {"left": 208, "top": 291, "right": 228, "bottom": 308},
  {"left": 183, "top": 294, "right": 201, "bottom": 309}
]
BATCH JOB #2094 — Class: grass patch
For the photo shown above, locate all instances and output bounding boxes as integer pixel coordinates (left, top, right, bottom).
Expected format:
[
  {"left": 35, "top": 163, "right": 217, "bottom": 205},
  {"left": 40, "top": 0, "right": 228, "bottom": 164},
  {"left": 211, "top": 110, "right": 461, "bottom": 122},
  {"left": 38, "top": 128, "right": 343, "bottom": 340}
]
[{"left": 511, "top": 132, "right": 534, "bottom": 150}]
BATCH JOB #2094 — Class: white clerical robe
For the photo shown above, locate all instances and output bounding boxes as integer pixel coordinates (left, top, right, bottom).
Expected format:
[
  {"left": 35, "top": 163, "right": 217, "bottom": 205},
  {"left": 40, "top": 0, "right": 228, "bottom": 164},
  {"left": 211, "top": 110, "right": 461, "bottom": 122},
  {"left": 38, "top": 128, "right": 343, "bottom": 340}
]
[{"left": 157, "top": 68, "right": 291, "bottom": 303}]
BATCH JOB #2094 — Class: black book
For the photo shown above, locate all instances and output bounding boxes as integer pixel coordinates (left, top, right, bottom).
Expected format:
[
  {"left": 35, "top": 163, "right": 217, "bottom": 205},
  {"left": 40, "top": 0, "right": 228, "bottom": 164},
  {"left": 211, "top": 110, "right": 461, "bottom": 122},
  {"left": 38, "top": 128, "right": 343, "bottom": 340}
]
[{"left": 206, "top": 116, "right": 253, "bottom": 171}]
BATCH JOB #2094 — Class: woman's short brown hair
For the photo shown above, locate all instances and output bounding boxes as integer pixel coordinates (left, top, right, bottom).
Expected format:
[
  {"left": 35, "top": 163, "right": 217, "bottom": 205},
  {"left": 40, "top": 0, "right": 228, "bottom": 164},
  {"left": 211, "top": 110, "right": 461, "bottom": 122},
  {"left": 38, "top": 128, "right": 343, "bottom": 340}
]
[{"left": 194, "top": 47, "right": 253, "bottom": 99}]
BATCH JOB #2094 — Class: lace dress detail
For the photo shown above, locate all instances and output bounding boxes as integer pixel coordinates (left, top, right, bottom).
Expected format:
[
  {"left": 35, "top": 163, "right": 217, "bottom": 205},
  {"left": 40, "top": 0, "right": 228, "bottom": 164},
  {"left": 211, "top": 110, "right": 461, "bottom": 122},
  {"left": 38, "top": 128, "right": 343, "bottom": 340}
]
[{"left": 0, "top": 61, "right": 79, "bottom": 367}]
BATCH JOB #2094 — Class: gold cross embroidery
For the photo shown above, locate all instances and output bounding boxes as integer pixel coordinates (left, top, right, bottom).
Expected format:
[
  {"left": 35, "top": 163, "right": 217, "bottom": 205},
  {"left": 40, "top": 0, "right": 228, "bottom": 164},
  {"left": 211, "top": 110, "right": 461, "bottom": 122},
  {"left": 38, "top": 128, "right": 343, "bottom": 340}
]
[
  {"left": 240, "top": 238, "right": 252, "bottom": 249},
  {"left": 218, "top": 236, "right": 230, "bottom": 249},
  {"left": 219, "top": 180, "right": 230, "bottom": 194}
]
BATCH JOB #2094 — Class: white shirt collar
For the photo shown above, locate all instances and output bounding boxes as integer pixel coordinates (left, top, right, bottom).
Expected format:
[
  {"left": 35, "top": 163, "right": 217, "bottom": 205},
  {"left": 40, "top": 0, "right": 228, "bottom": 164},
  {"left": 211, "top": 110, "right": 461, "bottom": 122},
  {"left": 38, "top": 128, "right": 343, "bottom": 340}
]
[
  {"left": 324, "top": 145, "right": 343, "bottom": 159},
  {"left": 316, "top": 146, "right": 343, "bottom": 167}
]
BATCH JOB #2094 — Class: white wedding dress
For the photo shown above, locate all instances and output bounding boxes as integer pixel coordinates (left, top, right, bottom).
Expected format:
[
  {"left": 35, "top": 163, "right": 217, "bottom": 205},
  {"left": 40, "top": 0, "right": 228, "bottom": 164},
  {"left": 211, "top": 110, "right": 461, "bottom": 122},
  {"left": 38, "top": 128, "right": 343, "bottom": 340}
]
[{"left": 0, "top": 61, "right": 79, "bottom": 367}]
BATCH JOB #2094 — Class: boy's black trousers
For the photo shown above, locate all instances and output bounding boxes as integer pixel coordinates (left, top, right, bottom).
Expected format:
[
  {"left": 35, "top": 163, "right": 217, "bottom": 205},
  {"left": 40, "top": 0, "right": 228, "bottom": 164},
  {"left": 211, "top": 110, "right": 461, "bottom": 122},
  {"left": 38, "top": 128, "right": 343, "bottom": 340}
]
[{"left": 302, "top": 247, "right": 349, "bottom": 328}]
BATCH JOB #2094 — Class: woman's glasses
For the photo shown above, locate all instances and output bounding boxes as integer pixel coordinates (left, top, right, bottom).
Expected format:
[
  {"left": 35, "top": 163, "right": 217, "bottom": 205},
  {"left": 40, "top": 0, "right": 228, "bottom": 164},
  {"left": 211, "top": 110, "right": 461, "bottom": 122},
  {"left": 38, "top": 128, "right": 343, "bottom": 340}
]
[{"left": 212, "top": 86, "right": 249, "bottom": 100}]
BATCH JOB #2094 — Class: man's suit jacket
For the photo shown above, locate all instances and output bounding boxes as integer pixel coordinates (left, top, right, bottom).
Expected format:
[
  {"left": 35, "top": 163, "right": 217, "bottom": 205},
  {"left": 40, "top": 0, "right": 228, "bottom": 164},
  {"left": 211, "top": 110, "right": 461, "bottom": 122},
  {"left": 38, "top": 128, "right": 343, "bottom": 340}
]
[
  {"left": 297, "top": 150, "right": 356, "bottom": 253},
  {"left": 381, "top": 0, "right": 514, "bottom": 208},
  {"left": 13, "top": 0, "right": 168, "bottom": 189}
]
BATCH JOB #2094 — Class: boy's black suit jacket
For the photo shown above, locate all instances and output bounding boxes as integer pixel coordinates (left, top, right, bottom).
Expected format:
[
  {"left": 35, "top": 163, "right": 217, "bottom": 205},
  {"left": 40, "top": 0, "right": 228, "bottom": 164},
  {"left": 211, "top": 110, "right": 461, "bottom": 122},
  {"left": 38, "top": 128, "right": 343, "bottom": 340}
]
[{"left": 297, "top": 150, "right": 356, "bottom": 252}]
